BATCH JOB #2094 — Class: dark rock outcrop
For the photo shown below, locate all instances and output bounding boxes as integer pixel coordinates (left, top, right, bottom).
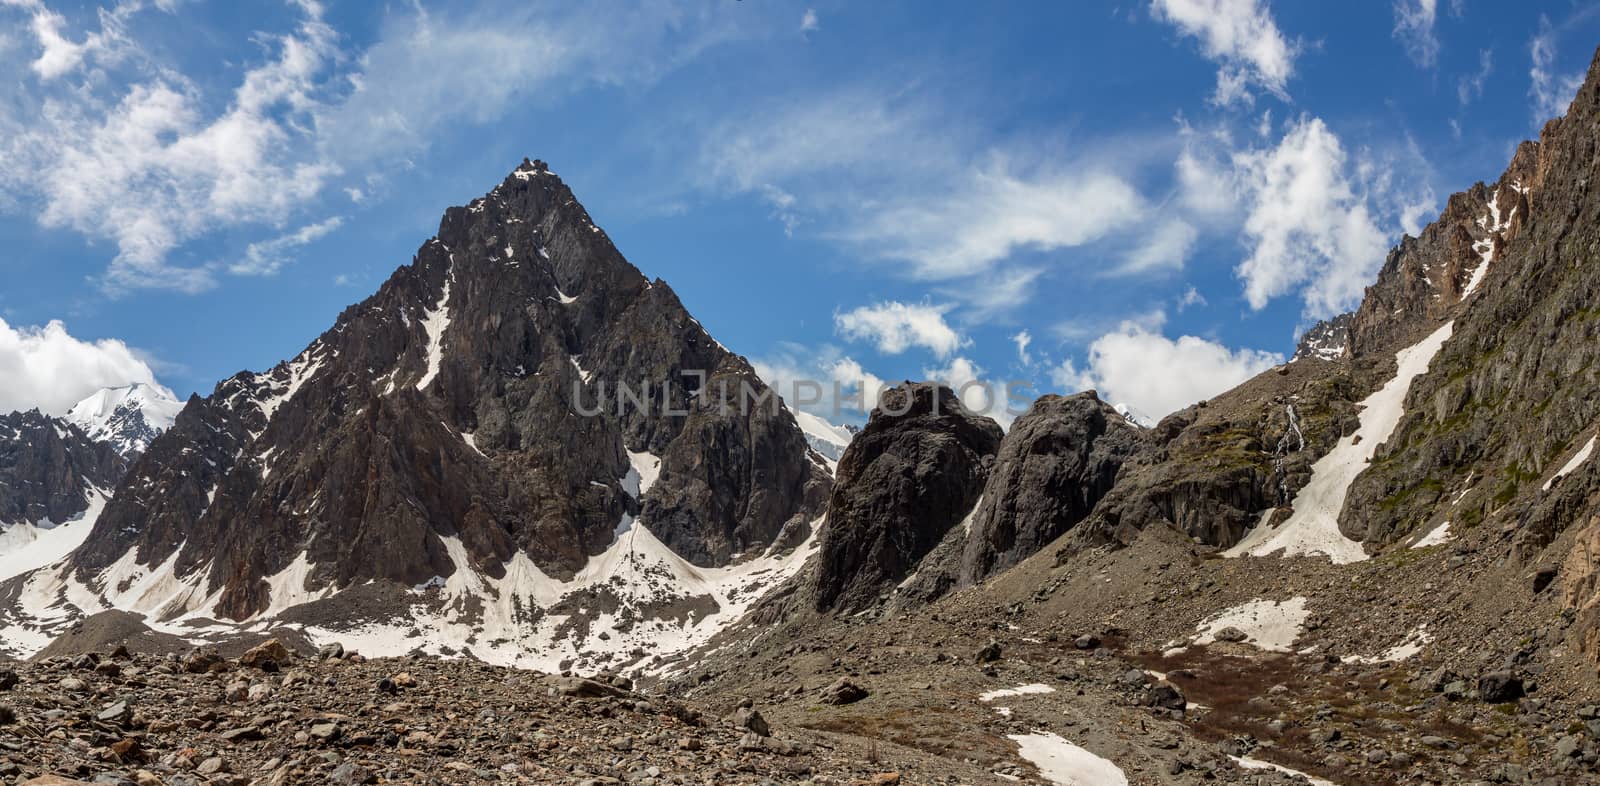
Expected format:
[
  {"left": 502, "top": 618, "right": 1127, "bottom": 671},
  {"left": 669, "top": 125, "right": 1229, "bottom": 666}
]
[
  {"left": 66, "top": 158, "right": 830, "bottom": 620},
  {"left": 812, "top": 384, "right": 1002, "bottom": 612},
  {"left": 0, "top": 411, "right": 125, "bottom": 528},
  {"left": 1292, "top": 313, "right": 1353, "bottom": 362},
  {"left": 958, "top": 392, "right": 1141, "bottom": 586}
]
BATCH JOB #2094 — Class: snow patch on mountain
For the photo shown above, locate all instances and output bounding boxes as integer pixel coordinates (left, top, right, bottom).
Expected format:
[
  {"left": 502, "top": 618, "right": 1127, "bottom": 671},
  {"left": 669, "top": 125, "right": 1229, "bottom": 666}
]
[
  {"left": 1008, "top": 732, "right": 1128, "bottom": 786},
  {"left": 1227, "top": 322, "right": 1454, "bottom": 564},
  {"left": 1543, "top": 433, "right": 1596, "bottom": 491},
  {"left": 1189, "top": 596, "right": 1310, "bottom": 653},
  {"left": 793, "top": 410, "right": 854, "bottom": 469},
  {"left": 416, "top": 269, "right": 455, "bottom": 391},
  {"left": 0, "top": 487, "right": 109, "bottom": 584}
]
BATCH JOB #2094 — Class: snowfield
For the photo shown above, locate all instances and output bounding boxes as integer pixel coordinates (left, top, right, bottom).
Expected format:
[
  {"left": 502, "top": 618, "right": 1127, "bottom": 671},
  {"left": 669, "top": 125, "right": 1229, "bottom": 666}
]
[
  {"left": 1008, "top": 732, "right": 1129, "bottom": 786},
  {"left": 1227, "top": 322, "right": 1455, "bottom": 564}
]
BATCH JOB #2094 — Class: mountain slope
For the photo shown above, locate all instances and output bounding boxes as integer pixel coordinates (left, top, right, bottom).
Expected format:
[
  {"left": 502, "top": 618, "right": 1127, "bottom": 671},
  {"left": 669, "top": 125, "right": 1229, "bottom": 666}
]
[
  {"left": 0, "top": 411, "right": 124, "bottom": 583},
  {"left": 65, "top": 382, "right": 184, "bottom": 458},
  {"left": 1, "top": 159, "right": 829, "bottom": 670}
]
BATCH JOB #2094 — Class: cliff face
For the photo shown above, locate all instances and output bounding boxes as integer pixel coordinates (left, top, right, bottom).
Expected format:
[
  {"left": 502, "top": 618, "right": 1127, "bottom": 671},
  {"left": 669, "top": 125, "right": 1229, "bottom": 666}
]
[
  {"left": 958, "top": 392, "right": 1141, "bottom": 586},
  {"left": 0, "top": 411, "right": 124, "bottom": 529},
  {"left": 812, "top": 383, "right": 1002, "bottom": 612}
]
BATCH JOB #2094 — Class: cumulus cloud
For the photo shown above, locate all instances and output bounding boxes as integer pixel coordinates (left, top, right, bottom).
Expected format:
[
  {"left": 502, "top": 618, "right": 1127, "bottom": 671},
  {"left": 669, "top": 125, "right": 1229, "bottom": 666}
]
[
  {"left": 1231, "top": 116, "right": 1389, "bottom": 318},
  {"left": 0, "top": 317, "right": 166, "bottom": 415},
  {"left": 1150, "top": 0, "right": 1297, "bottom": 106},
  {"left": 800, "top": 8, "right": 819, "bottom": 34},
  {"left": 1392, "top": 0, "right": 1439, "bottom": 68},
  {"left": 1530, "top": 15, "right": 1586, "bottom": 123},
  {"left": 1053, "top": 319, "right": 1282, "bottom": 420},
  {"left": 835, "top": 301, "right": 966, "bottom": 357}
]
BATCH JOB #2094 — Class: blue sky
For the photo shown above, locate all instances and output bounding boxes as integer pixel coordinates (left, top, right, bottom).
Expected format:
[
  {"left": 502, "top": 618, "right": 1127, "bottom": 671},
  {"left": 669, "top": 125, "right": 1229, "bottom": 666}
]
[{"left": 2, "top": 0, "right": 1597, "bottom": 424}]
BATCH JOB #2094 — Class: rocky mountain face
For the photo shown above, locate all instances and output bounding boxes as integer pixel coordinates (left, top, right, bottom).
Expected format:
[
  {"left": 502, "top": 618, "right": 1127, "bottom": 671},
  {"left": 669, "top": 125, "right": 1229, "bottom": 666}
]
[
  {"left": 1291, "top": 312, "right": 1351, "bottom": 362},
  {"left": 811, "top": 384, "right": 1002, "bottom": 612},
  {"left": 958, "top": 392, "right": 1142, "bottom": 587},
  {"left": 2, "top": 159, "right": 829, "bottom": 670},
  {"left": 65, "top": 383, "right": 184, "bottom": 459},
  {"left": 0, "top": 411, "right": 124, "bottom": 530}
]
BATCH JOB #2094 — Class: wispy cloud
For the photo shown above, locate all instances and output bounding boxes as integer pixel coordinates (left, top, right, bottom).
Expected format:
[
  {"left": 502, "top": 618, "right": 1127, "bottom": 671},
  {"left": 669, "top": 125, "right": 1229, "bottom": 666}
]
[
  {"left": 1457, "top": 48, "right": 1492, "bottom": 105},
  {"left": 1529, "top": 14, "right": 1586, "bottom": 123},
  {"left": 0, "top": 0, "right": 771, "bottom": 295},
  {"left": 231, "top": 216, "right": 344, "bottom": 276},
  {"left": 1392, "top": 0, "right": 1439, "bottom": 68}
]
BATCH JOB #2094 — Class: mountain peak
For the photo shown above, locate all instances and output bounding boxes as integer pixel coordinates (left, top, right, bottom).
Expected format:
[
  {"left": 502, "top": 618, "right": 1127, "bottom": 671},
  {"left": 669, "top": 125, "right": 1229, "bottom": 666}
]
[{"left": 65, "top": 382, "right": 183, "bottom": 458}]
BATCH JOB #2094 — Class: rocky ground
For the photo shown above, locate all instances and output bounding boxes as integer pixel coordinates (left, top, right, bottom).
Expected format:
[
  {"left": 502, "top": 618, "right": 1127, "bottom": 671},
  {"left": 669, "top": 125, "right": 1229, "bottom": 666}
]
[
  {"left": 0, "top": 641, "right": 938, "bottom": 786},
  {"left": 668, "top": 514, "right": 1600, "bottom": 786}
]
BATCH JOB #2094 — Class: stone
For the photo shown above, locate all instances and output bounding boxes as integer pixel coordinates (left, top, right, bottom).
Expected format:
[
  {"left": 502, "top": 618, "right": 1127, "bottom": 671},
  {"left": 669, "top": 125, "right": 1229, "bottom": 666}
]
[
  {"left": 974, "top": 640, "right": 1002, "bottom": 663},
  {"left": 1073, "top": 634, "right": 1100, "bottom": 650},
  {"left": 97, "top": 700, "right": 133, "bottom": 726},
  {"left": 182, "top": 649, "right": 224, "bottom": 674},
  {"left": 328, "top": 763, "right": 373, "bottom": 786},
  {"left": 219, "top": 726, "right": 264, "bottom": 743},
  {"left": 1478, "top": 671, "right": 1525, "bottom": 704},
  {"left": 1147, "top": 682, "right": 1186, "bottom": 712},
  {"left": 728, "top": 706, "right": 770, "bottom": 737},
  {"left": 239, "top": 639, "right": 292, "bottom": 669},
  {"left": 819, "top": 678, "right": 869, "bottom": 705},
  {"left": 0, "top": 670, "right": 16, "bottom": 691},
  {"left": 317, "top": 642, "right": 345, "bottom": 660},
  {"left": 1214, "top": 627, "right": 1249, "bottom": 643}
]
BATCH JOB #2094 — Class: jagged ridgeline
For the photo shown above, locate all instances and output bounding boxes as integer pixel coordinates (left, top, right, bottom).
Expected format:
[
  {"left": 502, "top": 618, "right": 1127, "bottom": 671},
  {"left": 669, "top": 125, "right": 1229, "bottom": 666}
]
[{"left": 0, "top": 159, "right": 830, "bottom": 673}]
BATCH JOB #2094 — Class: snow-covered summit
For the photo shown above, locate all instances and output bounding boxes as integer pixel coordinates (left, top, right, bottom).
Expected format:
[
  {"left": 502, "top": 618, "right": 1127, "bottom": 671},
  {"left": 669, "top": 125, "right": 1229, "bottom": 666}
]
[
  {"left": 65, "top": 382, "right": 183, "bottom": 457},
  {"left": 794, "top": 409, "right": 855, "bottom": 469}
]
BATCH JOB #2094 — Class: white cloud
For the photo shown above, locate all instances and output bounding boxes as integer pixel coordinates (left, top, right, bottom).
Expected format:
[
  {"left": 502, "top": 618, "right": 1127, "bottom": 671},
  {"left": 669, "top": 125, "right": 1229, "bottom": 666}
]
[
  {"left": 1056, "top": 320, "right": 1282, "bottom": 419},
  {"left": 1392, "top": 0, "right": 1439, "bottom": 68},
  {"left": 0, "top": 0, "right": 341, "bottom": 293},
  {"left": 1457, "top": 48, "right": 1492, "bottom": 106},
  {"left": 695, "top": 88, "right": 1149, "bottom": 310},
  {"left": 752, "top": 343, "right": 889, "bottom": 418},
  {"left": 1530, "top": 15, "right": 1586, "bottom": 123},
  {"left": 922, "top": 355, "right": 1014, "bottom": 426},
  {"left": 0, "top": 1, "right": 768, "bottom": 294},
  {"left": 800, "top": 8, "right": 819, "bottom": 34},
  {"left": 944, "top": 266, "right": 1045, "bottom": 322},
  {"left": 1177, "top": 285, "right": 1207, "bottom": 310},
  {"left": 5, "top": 0, "right": 141, "bottom": 80},
  {"left": 857, "top": 163, "right": 1145, "bottom": 280},
  {"left": 1120, "top": 219, "right": 1198, "bottom": 275},
  {"left": 835, "top": 301, "right": 966, "bottom": 357},
  {"left": 1231, "top": 116, "right": 1388, "bottom": 318},
  {"left": 231, "top": 216, "right": 344, "bottom": 276},
  {"left": 0, "top": 317, "right": 167, "bottom": 415},
  {"left": 1012, "top": 330, "right": 1033, "bottom": 365},
  {"left": 1150, "top": 0, "right": 1297, "bottom": 106}
]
